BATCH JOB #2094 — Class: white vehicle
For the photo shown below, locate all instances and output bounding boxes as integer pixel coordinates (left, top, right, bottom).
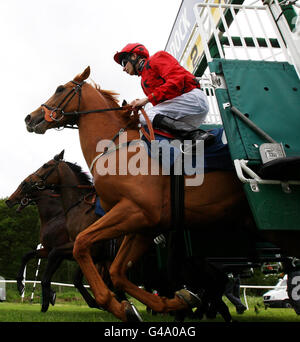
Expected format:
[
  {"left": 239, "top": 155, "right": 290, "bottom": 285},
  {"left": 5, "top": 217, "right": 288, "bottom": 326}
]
[{"left": 263, "top": 275, "right": 291, "bottom": 308}]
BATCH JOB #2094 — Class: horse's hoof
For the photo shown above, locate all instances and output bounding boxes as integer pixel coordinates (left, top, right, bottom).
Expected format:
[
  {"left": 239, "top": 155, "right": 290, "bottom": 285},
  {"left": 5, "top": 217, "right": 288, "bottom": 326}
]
[
  {"left": 124, "top": 301, "right": 143, "bottom": 322},
  {"left": 41, "top": 303, "right": 49, "bottom": 313},
  {"left": 175, "top": 289, "right": 202, "bottom": 308}
]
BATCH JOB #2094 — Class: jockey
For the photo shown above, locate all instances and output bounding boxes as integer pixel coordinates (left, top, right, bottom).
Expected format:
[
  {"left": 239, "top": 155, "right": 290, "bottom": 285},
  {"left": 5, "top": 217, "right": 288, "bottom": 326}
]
[{"left": 114, "top": 43, "right": 214, "bottom": 146}]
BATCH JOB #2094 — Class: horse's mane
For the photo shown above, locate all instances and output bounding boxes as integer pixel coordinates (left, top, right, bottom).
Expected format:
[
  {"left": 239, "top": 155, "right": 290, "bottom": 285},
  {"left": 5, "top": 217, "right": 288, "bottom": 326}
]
[
  {"left": 65, "top": 162, "right": 93, "bottom": 186},
  {"left": 89, "top": 81, "right": 140, "bottom": 129},
  {"left": 90, "top": 81, "right": 120, "bottom": 106}
]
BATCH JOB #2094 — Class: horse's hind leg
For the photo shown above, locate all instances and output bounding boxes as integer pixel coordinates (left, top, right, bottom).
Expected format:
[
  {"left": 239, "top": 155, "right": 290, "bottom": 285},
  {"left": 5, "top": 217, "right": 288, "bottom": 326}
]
[
  {"left": 214, "top": 298, "right": 232, "bottom": 322},
  {"left": 109, "top": 234, "right": 190, "bottom": 314}
]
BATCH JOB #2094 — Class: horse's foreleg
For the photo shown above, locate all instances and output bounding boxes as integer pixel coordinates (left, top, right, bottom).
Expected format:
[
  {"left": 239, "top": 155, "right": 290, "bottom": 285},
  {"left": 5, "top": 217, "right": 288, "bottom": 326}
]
[
  {"left": 16, "top": 248, "right": 48, "bottom": 296},
  {"left": 74, "top": 242, "right": 125, "bottom": 320},
  {"left": 41, "top": 254, "right": 63, "bottom": 313},
  {"left": 73, "top": 204, "right": 140, "bottom": 321},
  {"left": 109, "top": 234, "right": 189, "bottom": 314},
  {"left": 39, "top": 242, "right": 73, "bottom": 312}
]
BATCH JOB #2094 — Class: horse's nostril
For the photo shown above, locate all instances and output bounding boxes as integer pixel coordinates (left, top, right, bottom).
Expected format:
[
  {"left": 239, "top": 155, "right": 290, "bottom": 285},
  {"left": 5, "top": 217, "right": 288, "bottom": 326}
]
[{"left": 25, "top": 114, "right": 31, "bottom": 124}]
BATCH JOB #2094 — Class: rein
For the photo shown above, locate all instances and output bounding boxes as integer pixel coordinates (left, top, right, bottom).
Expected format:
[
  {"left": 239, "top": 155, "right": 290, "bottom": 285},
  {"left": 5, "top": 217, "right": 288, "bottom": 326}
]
[
  {"left": 64, "top": 191, "right": 97, "bottom": 216},
  {"left": 19, "top": 191, "right": 61, "bottom": 207},
  {"left": 21, "top": 160, "right": 96, "bottom": 214},
  {"left": 41, "top": 80, "right": 155, "bottom": 141},
  {"left": 20, "top": 184, "right": 96, "bottom": 215},
  {"left": 139, "top": 108, "right": 155, "bottom": 141}
]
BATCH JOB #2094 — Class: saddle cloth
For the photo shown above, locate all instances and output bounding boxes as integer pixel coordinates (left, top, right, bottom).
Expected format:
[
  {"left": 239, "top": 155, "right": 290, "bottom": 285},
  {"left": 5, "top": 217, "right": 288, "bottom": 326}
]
[
  {"left": 141, "top": 127, "right": 233, "bottom": 172},
  {"left": 95, "top": 127, "right": 233, "bottom": 217}
]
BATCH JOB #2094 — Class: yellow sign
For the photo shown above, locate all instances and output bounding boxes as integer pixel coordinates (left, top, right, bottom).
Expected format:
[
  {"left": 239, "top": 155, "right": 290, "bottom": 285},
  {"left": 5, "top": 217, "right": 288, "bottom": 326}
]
[
  {"left": 182, "top": 0, "right": 225, "bottom": 74},
  {"left": 185, "top": 34, "right": 204, "bottom": 73}
]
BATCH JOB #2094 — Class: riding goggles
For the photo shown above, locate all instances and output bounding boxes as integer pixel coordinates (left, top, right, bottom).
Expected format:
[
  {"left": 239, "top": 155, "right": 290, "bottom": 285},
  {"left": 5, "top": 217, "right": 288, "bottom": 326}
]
[{"left": 121, "top": 57, "right": 129, "bottom": 67}]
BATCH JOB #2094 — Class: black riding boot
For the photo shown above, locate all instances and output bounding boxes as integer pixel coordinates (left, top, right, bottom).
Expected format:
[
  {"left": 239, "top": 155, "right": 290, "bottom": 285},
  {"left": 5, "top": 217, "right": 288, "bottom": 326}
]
[{"left": 152, "top": 114, "right": 215, "bottom": 147}]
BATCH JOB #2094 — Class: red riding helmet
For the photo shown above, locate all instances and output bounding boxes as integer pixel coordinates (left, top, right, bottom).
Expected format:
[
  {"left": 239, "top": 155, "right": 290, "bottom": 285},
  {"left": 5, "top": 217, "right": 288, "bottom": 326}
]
[{"left": 114, "top": 43, "right": 149, "bottom": 65}]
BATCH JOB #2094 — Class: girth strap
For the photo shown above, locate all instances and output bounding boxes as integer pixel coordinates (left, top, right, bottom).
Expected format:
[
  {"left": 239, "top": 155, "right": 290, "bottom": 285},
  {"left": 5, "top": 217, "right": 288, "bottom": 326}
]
[
  {"left": 170, "top": 171, "right": 192, "bottom": 258},
  {"left": 170, "top": 173, "right": 185, "bottom": 234}
]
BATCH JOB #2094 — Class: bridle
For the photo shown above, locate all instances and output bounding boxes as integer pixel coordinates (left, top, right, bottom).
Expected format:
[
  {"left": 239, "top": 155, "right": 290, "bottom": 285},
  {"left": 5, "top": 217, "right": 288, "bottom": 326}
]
[
  {"left": 40, "top": 77, "right": 154, "bottom": 172},
  {"left": 18, "top": 160, "right": 95, "bottom": 212},
  {"left": 18, "top": 161, "right": 61, "bottom": 206},
  {"left": 18, "top": 179, "right": 58, "bottom": 208},
  {"left": 18, "top": 189, "right": 61, "bottom": 208},
  {"left": 33, "top": 159, "right": 94, "bottom": 191},
  {"left": 40, "top": 79, "right": 155, "bottom": 141},
  {"left": 42, "top": 81, "right": 84, "bottom": 123},
  {"left": 41, "top": 80, "right": 131, "bottom": 125}
]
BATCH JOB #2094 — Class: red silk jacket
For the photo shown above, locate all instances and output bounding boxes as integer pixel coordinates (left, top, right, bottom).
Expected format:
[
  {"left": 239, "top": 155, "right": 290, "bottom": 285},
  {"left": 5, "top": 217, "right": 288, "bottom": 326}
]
[{"left": 139, "top": 51, "right": 200, "bottom": 106}]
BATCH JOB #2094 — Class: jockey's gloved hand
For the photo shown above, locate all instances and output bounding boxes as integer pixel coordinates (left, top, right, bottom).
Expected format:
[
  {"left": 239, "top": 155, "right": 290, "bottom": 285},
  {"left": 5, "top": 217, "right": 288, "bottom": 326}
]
[{"left": 154, "top": 234, "right": 166, "bottom": 247}]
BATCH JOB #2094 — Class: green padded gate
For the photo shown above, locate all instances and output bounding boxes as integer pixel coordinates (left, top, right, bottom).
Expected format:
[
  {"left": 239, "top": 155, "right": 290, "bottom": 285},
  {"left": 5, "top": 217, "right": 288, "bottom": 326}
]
[{"left": 209, "top": 59, "right": 300, "bottom": 231}]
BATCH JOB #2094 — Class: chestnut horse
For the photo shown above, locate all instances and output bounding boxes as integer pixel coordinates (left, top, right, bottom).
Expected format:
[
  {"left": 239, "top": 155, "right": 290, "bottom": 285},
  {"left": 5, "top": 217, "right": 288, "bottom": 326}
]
[{"left": 24, "top": 66, "right": 300, "bottom": 321}]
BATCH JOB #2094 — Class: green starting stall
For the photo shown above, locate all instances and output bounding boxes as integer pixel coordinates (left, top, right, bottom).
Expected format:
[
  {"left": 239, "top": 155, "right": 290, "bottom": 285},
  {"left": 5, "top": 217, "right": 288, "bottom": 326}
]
[
  {"left": 186, "top": 0, "right": 300, "bottom": 233},
  {"left": 182, "top": 0, "right": 300, "bottom": 312},
  {"left": 211, "top": 58, "right": 300, "bottom": 231},
  {"left": 163, "top": 0, "right": 300, "bottom": 259}
]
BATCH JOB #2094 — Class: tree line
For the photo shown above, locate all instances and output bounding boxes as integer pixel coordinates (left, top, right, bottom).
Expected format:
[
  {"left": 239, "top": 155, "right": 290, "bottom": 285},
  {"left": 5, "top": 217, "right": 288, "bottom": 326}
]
[{"left": 0, "top": 198, "right": 77, "bottom": 283}]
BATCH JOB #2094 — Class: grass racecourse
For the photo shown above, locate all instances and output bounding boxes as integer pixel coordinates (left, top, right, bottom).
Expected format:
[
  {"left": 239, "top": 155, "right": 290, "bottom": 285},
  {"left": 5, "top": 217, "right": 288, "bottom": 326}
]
[
  {"left": 0, "top": 283, "right": 299, "bottom": 329},
  {"left": 0, "top": 296, "right": 299, "bottom": 323}
]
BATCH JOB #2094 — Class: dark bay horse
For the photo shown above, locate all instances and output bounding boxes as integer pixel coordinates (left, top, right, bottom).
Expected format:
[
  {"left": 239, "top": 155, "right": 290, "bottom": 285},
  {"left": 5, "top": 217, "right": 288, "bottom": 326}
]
[
  {"left": 6, "top": 156, "right": 126, "bottom": 312},
  {"left": 24, "top": 66, "right": 300, "bottom": 321},
  {"left": 6, "top": 187, "right": 68, "bottom": 310}
]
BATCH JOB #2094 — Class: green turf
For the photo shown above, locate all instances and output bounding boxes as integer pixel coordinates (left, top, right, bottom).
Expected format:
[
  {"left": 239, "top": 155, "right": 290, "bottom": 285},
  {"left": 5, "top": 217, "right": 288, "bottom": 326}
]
[{"left": 0, "top": 297, "right": 299, "bottom": 323}]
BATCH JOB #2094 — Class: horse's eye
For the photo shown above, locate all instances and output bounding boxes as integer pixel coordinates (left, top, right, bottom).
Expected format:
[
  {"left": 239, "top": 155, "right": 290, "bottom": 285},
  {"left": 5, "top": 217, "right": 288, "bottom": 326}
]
[{"left": 56, "top": 85, "right": 65, "bottom": 93}]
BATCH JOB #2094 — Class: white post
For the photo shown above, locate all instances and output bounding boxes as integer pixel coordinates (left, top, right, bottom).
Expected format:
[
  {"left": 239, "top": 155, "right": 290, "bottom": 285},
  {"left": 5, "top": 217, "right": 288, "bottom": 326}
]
[
  {"left": 243, "top": 287, "right": 249, "bottom": 310},
  {"left": 30, "top": 244, "right": 43, "bottom": 303},
  {"left": 21, "top": 265, "right": 26, "bottom": 302}
]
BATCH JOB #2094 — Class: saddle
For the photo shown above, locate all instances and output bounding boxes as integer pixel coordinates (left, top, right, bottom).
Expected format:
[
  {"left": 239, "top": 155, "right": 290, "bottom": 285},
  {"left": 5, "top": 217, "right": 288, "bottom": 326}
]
[{"left": 141, "top": 127, "right": 233, "bottom": 173}]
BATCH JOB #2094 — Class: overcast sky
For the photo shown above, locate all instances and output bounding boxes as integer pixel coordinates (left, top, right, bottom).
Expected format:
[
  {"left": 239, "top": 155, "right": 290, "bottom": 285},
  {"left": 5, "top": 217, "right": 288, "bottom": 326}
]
[{"left": 0, "top": 0, "right": 181, "bottom": 198}]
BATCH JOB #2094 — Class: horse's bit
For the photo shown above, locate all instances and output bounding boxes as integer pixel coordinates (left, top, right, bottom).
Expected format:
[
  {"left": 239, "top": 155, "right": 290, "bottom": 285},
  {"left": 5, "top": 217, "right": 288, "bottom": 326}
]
[
  {"left": 42, "top": 80, "right": 84, "bottom": 123},
  {"left": 18, "top": 164, "right": 60, "bottom": 207},
  {"left": 41, "top": 80, "right": 130, "bottom": 124}
]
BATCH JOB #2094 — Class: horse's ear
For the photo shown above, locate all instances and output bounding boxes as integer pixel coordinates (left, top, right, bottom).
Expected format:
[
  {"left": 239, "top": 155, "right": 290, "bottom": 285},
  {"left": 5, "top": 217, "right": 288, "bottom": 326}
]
[
  {"left": 74, "top": 66, "right": 90, "bottom": 83},
  {"left": 122, "top": 99, "right": 128, "bottom": 106},
  {"left": 54, "top": 150, "right": 65, "bottom": 161}
]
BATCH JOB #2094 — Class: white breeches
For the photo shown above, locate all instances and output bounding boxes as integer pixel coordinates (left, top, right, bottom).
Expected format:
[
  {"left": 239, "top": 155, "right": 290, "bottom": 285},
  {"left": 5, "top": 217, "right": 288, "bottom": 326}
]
[{"left": 141, "top": 88, "right": 209, "bottom": 127}]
